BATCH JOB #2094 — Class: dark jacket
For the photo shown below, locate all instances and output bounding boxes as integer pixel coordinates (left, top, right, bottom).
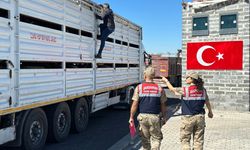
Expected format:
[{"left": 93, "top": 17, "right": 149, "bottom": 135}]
[{"left": 96, "top": 9, "right": 115, "bottom": 30}]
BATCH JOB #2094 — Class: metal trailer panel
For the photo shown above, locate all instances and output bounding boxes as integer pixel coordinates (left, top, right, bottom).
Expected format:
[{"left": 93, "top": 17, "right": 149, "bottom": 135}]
[
  {"left": 64, "top": 33, "right": 81, "bottom": 60},
  {"left": 0, "top": 16, "right": 11, "bottom": 60},
  {"left": 114, "top": 22, "right": 123, "bottom": 40},
  {"left": 81, "top": 5, "right": 95, "bottom": 32},
  {"left": 65, "top": 68, "right": 94, "bottom": 96},
  {"left": 151, "top": 57, "right": 169, "bottom": 78},
  {"left": 108, "top": 96, "right": 120, "bottom": 106},
  {"left": 128, "top": 47, "right": 140, "bottom": 64},
  {"left": 114, "top": 44, "right": 128, "bottom": 63},
  {"left": 19, "top": 69, "right": 64, "bottom": 105},
  {"left": 19, "top": 0, "right": 64, "bottom": 25},
  {"left": 0, "top": 0, "right": 144, "bottom": 116},
  {"left": 129, "top": 28, "right": 140, "bottom": 44},
  {"left": 0, "top": 70, "right": 11, "bottom": 109},
  {"left": 122, "top": 25, "right": 129, "bottom": 42},
  {"left": 0, "top": 0, "right": 11, "bottom": 9},
  {"left": 80, "top": 36, "right": 94, "bottom": 61},
  {"left": 96, "top": 41, "right": 114, "bottom": 62},
  {"left": 93, "top": 92, "right": 109, "bottom": 112},
  {"left": 128, "top": 67, "right": 140, "bottom": 84},
  {"left": 19, "top": 22, "right": 64, "bottom": 61},
  {"left": 0, "top": 126, "right": 15, "bottom": 145},
  {"left": 115, "top": 68, "right": 128, "bottom": 86},
  {"left": 65, "top": 0, "right": 81, "bottom": 29},
  {"left": 96, "top": 68, "right": 114, "bottom": 89}
]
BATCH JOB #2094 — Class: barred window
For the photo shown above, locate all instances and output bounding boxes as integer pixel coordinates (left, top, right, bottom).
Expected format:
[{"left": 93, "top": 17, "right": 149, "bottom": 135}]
[
  {"left": 220, "top": 14, "right": 238, "bottom": 34},
  {"left": 193, "top": 17, "right": 208, "bottom": 31},
  {"left": 192, "top": 16, "right": 209, "bottom": 36}
]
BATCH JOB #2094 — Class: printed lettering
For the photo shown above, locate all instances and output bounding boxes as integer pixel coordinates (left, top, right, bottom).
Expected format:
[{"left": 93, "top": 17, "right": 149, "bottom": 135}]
[{"left": 30, "top": 32, "right": 57, "bottom": 43}]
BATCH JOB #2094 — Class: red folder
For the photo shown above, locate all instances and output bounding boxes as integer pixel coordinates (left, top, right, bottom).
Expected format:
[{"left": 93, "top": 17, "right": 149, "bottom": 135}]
[{"left": 129, "top": 122, "right": 136, "bottom": 138}]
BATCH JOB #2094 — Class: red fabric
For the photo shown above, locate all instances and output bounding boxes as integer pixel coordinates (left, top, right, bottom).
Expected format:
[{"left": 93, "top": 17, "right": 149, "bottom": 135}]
[
  {"left": 188, "top": 85, "right": 204, "bottom": 97},
  {"left": 141, "top": 83, "right": 160, "bottom": 94},
  {"left": 187, "top": 41, "right": 243, "bottom": 70},
  {"left": 129, "top": 122, "right": 136, "bottom": 139}
]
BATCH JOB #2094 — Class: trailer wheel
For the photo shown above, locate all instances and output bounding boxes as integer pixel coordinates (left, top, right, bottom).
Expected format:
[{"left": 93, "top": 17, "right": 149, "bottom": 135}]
[
  {"left": 72, "top": 98, "right": 89, "bottom": 133},
  {"left": 48, "top": 102, "right": 71, "bottom": 142},
  {"left": 22, "top": 108, "right": 48, "bottom": 150}
]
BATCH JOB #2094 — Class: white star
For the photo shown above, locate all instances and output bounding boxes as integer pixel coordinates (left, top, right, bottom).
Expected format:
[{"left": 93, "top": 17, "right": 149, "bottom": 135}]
[{"left": 216, "top": 52, "right": 224, "bottom": 60}]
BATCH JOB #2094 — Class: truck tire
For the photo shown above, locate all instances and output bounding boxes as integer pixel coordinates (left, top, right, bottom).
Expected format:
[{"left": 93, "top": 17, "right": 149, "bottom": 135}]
[
  {"left": 47, "top": 102, "right": 71, "bottom": 142},
  {"left": 22, "top": 108, "right": 48, "bottom": 150},
  {"left": 71, "top": 98, "right": 89, "bottom": 133}
]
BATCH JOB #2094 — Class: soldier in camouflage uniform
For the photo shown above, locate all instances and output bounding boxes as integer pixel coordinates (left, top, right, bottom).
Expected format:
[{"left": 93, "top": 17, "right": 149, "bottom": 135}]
[
  {"left": 162, "top": 72, "right": 213, "bottom": 150},
  {"left": 129, "top": 66, "right": 167, "bottom": 150}
]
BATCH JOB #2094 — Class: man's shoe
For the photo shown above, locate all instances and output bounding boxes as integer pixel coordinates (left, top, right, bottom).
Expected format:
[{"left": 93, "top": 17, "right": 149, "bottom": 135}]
[{"left": 95, "top": 54, "right": 102, "bottom": 58}]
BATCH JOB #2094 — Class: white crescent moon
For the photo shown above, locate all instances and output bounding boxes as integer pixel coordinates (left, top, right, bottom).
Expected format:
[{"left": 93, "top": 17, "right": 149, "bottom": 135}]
[{"left": 196, "top": 45, "right": 216, "bottom": 66}]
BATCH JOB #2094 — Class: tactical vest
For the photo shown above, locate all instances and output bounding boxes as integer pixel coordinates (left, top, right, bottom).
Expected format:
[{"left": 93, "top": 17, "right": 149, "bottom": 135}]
[
  {"left": 182, "top": 85, "right": 206, "bottom": 115},
  {"left": 138, "top": 82, "right": 162, "bottom": 114}
]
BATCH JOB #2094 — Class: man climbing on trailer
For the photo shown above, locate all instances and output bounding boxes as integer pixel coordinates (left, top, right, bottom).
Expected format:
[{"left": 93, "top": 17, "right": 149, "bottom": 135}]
[{"left": 95, "top": 3, "right": 115, "bottom": 59}]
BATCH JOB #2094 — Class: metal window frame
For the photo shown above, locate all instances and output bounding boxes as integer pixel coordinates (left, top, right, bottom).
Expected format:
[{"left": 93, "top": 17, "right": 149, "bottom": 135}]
[
  {"left": 192, "top": 15, "right": 209, "bottom": 36},
  {"left": 219, "top": 13, "right": 238, "bottom": 35}
]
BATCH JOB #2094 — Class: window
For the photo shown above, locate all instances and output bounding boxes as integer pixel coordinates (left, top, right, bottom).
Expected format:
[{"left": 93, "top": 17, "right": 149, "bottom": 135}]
[
  {"left": 66, "top": 62, "right": 92, "bottom": 68},
  {"left": 129, "top": 43, "right": 139, "bottom": 48},
  {"left": 20, "top": 61, "right": 62, "bottom": 69},
  {"left": 20, "top": 14, "right": 62, "bottom": 31},
  {"left": 192, "top": 16, "right": 209, "bottom": 36},
  {"left": 81, "top": 30, "right": 93, "bottom": 38},
  {"left": 220, "top": 14, "right": 237, "bottom": 34},
  {"left": 115, "top": 40, "right": 121, "bottom": 45},
  {"left": 0, "top": 8, "right": 9, "bottom": 19},
  {"left": 66, "top": 26, "right": 79, "bottom": 35}
]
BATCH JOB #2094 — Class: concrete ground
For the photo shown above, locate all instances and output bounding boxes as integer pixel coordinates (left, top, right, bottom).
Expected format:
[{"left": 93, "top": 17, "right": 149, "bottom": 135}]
[
  {"left": 109, "top": 89, "right": 250, "bottom": 150},
  {"left": 110, "top": 110, "right": 250, "bottom": 150},
  {"left": 160, "top": 110, "right": 250, "bottom": 150}
]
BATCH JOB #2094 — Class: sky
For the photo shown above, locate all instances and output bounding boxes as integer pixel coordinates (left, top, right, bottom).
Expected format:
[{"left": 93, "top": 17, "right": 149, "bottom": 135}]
[{"left": 94, "top": 0, "right": 184, "bottom": 54}]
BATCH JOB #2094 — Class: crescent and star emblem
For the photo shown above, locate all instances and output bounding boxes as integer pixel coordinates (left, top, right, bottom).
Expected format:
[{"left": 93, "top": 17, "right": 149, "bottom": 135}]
[{"left": 196, "top": 45, "right": 224, "bottom": 66}]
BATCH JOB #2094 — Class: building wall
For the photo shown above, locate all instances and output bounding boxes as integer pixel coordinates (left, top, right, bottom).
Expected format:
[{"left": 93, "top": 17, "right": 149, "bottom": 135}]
[{"left": 182, "top": 0, "right": 250, "bottom": 111}]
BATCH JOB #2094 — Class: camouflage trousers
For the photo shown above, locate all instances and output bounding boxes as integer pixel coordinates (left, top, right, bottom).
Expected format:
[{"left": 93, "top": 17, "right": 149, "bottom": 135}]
[
  {"left": 180, "top": 114, "right": 205, "bottom": 150},
  {"left": 137, "top": 113, "right": 163, "bottom": 150}
]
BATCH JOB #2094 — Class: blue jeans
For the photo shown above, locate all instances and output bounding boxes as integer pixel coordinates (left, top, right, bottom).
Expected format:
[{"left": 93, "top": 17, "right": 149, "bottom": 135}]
[{"left": 97, "top": 24, "right": 114, "bottom": 56}]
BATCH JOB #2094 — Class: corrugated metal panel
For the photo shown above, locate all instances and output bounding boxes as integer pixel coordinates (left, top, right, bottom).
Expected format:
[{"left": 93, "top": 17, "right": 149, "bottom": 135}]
[
  {"left": 93, "top": 92, "right": 109, "bottom": 112},
  {"left": 128, "top": 68, "right": 140, "bottom": 84},
  {"left": 19, "top": 0, "right": 64, "bottom": 25},
  {"left": 64, "top": 36, "right": 94, "bottom": 62},
  {"left": 115, "top": 68, "right": 128, "bottom": 86},
  {"left": 122, "top": 25, "right": 129, "bottom": 41},
  {"left": 0, "top": 17, "right": 11, "bottom": 60},
  {"left": 0, "top": 0, "right": 11, "bottom": 9},
  {"left": 114, "top": 22, "right": 123, "bottom": 40},
  {"left": 19, "top": 23, "right": 64, "bottom": 61},
  {"left": 65, "top": 0, "right": 81, "bottom": 29},
  {"left": 114, "top": 44, "right": 128, "bottom": 63},
  {"left": 19, "top": 69, "right": 64, "bottom": 105},
  {"left": 108, "top": 96, "right": 120, "bottom": 106},
  {"left": 0, "top": 70, "right": 11, "bottom": 109},
  {"left": 96, "top": 68, "right": 114, "bottom": 89},
  {"left": 66, "top": 68, "right": 94, "bottom": 96},
  {"left": 81, "top": 6, "right": 95, "bottom": 31},
  {"left": 129, "top": 28, "right": 140, "bottom": 44},
  {"left": 96, "top": 41, "right": 114, "bottom": 62},
  {"left": 128, "top": 47, "right": 140, "bottom": 64},
  {"left": 64, "top": 33, "right": 81, "bottom": 61},
  {"left": 80, "top": 36, "right": 94, "bottom": 61},
  {"left": 0, "top": 126, "right": 15, "bottom": 145}
]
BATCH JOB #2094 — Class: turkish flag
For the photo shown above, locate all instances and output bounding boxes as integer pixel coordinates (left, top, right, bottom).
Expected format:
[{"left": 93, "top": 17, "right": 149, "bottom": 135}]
[{"left": 187, "top": 41, "right": 243, "bottom": 70}]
